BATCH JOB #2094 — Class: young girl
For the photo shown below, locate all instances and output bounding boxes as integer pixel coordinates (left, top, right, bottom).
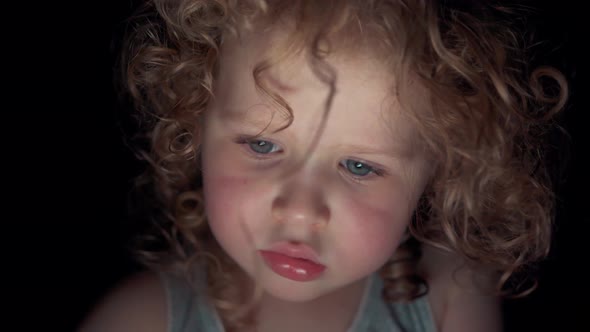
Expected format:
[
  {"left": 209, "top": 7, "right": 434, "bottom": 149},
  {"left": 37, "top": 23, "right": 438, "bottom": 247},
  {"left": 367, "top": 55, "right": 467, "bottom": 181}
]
[{"left": 81, "top": 1, "right": 567, "bottom": 331}]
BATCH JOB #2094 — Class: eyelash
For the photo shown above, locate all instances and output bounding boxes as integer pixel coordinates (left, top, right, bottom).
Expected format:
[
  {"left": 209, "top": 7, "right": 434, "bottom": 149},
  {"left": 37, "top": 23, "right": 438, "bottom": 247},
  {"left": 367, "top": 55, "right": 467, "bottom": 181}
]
[
  {"left": 234, "top": 136, "right": 283, "bottom": 159},
  {"left": 233, "top": 136, "right": 386, "bottom": 181},
  {"left": 338, "top": 159, "right": 385, "bottom": 182}
]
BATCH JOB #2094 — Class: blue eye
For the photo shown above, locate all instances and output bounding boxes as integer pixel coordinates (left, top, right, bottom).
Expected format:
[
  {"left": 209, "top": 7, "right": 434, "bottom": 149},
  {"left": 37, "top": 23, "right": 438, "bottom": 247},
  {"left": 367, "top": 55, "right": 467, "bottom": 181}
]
[
  {"left": 342, "top": 159, "right": 374, "bottom": 176},
  {"left": 247, "top": 140, "right": 281, "bottom": 154}
]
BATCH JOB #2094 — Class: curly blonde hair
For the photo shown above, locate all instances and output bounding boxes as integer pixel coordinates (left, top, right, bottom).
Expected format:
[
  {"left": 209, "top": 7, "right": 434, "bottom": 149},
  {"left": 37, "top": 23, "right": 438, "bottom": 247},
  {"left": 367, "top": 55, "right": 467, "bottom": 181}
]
[{"left": 121, "top": 0, "right": 567, "bottom": 330}]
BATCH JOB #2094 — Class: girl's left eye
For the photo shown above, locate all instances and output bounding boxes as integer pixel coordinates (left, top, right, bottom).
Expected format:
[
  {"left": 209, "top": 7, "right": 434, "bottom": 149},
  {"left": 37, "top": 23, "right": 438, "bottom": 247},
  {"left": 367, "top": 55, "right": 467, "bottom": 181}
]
[
  {"left": 340, "top": 159, "right": 378, "bottom": 177},
  {"left": 246, "top": 139, "right": 282, "bottom": 154}
]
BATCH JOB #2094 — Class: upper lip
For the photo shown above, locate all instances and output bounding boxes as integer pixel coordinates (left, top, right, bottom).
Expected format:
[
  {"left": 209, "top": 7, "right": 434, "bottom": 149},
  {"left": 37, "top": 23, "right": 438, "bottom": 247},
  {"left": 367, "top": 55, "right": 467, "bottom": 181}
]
[{"left": 263, "top": 241, "right": 323, "bottom": 264}]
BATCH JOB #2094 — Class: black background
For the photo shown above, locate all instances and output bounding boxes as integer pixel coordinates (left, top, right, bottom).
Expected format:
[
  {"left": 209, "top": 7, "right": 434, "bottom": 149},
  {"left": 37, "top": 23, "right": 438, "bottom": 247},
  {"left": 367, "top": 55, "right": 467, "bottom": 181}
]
[{"left": 19, "top": 1, "right": 587, "bottom": 331}]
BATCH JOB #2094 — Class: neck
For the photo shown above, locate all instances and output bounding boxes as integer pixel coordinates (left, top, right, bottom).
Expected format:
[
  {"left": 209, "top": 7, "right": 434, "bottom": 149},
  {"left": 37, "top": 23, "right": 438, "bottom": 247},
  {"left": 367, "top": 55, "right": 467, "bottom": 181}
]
[{"left": 252, "top": 277, "right": 369, "bottom": 332}]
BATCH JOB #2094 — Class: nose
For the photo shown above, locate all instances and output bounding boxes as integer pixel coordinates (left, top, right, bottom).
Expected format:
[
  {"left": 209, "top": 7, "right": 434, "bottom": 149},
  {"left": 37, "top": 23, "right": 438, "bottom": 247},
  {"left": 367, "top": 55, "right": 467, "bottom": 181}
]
[{"left": 271, "top": 173, "right": 330, "bottom": 229}]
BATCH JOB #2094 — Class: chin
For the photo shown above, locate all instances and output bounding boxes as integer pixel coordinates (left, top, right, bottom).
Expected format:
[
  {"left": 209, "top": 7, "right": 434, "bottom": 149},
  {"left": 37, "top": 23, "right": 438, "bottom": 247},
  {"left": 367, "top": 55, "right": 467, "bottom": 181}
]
[{"left": 257, "top": 273, "right": 337, "bottom": 302}]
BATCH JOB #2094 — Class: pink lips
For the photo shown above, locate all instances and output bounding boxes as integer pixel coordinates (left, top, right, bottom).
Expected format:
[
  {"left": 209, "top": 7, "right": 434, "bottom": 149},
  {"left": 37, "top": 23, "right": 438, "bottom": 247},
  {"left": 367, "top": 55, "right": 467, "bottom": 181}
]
[{"left": 259, "top": 242, "right": 326, "bottom": 282}]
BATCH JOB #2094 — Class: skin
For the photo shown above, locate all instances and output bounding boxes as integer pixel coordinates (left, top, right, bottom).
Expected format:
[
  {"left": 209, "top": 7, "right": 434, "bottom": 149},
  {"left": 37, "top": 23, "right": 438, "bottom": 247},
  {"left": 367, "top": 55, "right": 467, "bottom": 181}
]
[{"left": 199, "top": 28, "right": 431, "bottom": 331}]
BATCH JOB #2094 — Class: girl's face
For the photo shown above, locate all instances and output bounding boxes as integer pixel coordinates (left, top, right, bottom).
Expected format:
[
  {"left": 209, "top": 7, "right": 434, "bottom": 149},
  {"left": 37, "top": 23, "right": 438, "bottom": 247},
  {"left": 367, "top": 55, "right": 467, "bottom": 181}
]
[{"left": 201, "top": 30, "right": 431, "bottom": 302}]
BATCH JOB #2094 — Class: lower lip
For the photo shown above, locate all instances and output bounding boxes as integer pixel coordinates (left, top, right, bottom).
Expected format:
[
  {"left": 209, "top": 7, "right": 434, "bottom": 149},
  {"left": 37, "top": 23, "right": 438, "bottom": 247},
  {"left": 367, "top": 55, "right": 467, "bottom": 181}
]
[{"left": 259, "top": 250, "right": 326, "bottom": 282}]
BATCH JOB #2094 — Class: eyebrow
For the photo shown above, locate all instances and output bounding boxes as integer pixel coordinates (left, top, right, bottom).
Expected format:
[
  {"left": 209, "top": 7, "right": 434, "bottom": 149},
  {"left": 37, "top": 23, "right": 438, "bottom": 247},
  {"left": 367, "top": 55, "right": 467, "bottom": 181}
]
[
  {"left": 332, "top": 143, "right": 420, "bottom": 162},
  {"left": 219, "top": 106, "right": 289, "bottom": 133}
]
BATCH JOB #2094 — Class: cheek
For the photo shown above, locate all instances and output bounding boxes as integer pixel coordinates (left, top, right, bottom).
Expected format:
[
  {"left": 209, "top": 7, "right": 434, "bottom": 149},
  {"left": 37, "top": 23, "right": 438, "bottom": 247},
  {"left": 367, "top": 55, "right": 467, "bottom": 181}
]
[
  {"left": 203, "top": 174, "right": 243, "bottom": 242},
  {"left": 334, "top": 193, "right": 411, "bottom": 274},
  {"left": 203, "top": 174, "right": 249, "bottom": 224},
  {"left": 201, "top": 172, "right": 264, "bottom": 273},
  {"left": 201, "top": 142, "right": 250, "bottom": 228},
  {"left": 201, "top": 140, "right": 249, "bottom": 238},
  {"left": 202, "top": 167, "right": 272, "bottom": 255},
  {"left": 201, "top": 138, "right": 279, "bottom": 252}
]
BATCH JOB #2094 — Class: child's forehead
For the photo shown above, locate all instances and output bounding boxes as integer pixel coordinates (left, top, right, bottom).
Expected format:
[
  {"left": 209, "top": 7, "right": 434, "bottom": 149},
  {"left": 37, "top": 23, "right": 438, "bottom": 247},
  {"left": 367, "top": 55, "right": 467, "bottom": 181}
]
[
  {"left": 218, "top": 30, "right": 399, "bottom": 114},
  {"left": 219, "top": 25, "right": 397, "bottom": 95},
  {"left": 222, "top": 19, "right": 390, "bottom": 70},
  {"left": 212, "top": 23, "right": 430, "bottom": 159}
]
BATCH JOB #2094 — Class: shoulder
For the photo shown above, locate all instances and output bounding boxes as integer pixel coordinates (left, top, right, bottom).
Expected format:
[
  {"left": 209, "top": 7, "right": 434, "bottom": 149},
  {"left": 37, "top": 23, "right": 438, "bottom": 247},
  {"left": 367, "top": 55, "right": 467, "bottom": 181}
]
[
  {"left": 78, "top": 271, "right": 168, "bottom": 332},
  {"left": 418, "top": 244, "right": 502, "bottom": 332}
]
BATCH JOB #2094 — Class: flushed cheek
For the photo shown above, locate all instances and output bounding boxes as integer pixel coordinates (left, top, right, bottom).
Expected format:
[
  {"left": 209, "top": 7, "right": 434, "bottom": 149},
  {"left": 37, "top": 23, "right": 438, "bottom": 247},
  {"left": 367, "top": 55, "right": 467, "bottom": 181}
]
[
  {"left": 203, "top": 174, "right": 248, "bottom": 224},
  {"left": 204, "top": 169, "right": 274, "bottom": 212},
  {"left": 333, "top": 196, "right": 410, "bottom": 278},
  {"left": 203, "top": 173, "right": 272, "bottom": 263},
  {"left": 204, "top": 174, "right": 257, "bottom": 229}
]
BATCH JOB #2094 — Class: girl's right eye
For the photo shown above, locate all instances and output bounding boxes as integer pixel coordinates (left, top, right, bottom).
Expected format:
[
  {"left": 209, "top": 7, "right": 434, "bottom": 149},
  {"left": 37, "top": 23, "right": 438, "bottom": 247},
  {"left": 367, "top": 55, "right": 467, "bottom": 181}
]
[{"left": 245, "top": 139, "right": 282, "bottom": 155}]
